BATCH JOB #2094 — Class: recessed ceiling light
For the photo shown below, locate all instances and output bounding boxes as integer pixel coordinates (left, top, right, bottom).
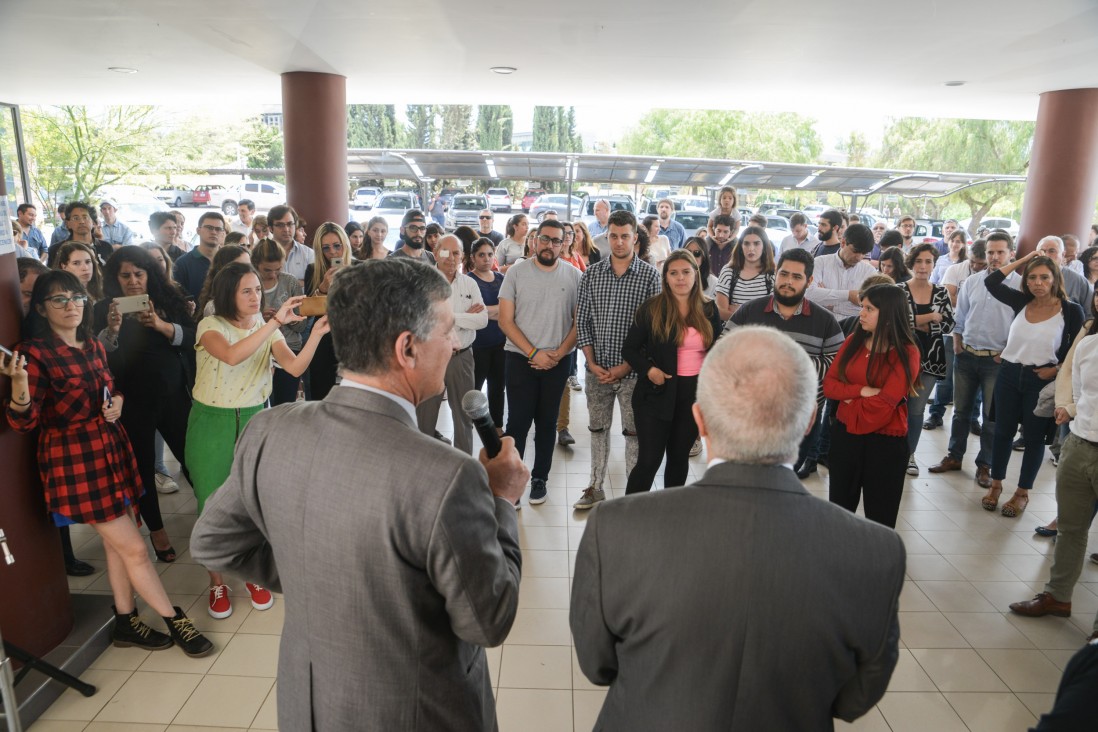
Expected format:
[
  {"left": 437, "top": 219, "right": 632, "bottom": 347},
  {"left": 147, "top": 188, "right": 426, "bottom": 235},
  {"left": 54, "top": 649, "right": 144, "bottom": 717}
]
[
  {"left": 944, "top": 80, "right": 965, "bottom": 87},
  {"left": 108, "top": 66, "right": 139, "bottom": 74},
  {"left": 490, "top": 66, "right": 517, "bottom": 75}
]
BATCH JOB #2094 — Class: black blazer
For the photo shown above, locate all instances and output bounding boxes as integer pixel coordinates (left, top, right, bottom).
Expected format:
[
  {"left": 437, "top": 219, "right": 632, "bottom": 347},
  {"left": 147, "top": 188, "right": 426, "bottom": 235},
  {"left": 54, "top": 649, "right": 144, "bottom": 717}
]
[
  {"left": 93, "top": 298, "right": 196, "bottom": 396},
  {"left": 622, "top": 299, "right": 723, "bottom": 420},
  {"left": 985, "top": 269, "right": 1085, "bottom": 364}
]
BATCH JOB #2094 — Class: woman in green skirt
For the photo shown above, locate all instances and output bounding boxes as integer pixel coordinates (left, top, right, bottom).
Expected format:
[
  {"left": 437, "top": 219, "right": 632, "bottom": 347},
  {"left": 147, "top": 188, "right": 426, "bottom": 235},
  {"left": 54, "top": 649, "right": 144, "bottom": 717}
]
[{"left": 186, "top": 261, "right": 329, "bottom": 620}]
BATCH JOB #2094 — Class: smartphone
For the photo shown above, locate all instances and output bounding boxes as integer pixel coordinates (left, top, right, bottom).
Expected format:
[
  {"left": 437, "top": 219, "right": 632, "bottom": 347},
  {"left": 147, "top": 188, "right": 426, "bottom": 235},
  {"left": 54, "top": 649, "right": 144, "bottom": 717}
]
[
  {"left": 0, "top": 345, "right": 13, "bottom": 358},
  {"left": 329, "top": 260, "right": 344, "bottom": 270},
  {"left": 103, "top": 386, "right": 113, "bottom": 408},
  {"left": 299, "top": 296, "right": 327, "bottom": 317},
  {"left": 114, "top": 294, "right": 150, "bottom": 314}
]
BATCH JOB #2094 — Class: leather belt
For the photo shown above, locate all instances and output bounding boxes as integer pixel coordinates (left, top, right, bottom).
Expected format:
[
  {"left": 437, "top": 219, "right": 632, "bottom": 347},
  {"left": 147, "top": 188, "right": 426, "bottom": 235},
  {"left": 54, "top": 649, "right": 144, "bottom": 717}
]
[
  {"left": 963, "top": 345, "right": 1001, "bottom": 358},
  {"left": 456, "top": 345, "right": 472, "bottom": 354}
]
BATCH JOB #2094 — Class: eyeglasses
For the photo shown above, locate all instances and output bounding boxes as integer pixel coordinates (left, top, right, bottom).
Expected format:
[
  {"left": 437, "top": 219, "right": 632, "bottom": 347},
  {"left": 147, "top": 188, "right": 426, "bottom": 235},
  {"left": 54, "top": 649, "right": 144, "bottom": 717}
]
[
  {"left": 320, "top": 243, "right": 343, "bottom": 251},
  {"left": 405, "top": 224, "right": 426, "bottom": 232},
  {"left": 44, "top": 295, "right": 89, "bottom": 309},
  {"left": 538, "top": 235, "right": 565, "bottom": 246},
  {"left": 201, "top": 225, "right": 226, "bottom": 233},
  {"left": 478, "top": 216, "right": 492, "bottom": 220},
  {"left": 272, "top": 221, "right": 296, "bottom": 229}
]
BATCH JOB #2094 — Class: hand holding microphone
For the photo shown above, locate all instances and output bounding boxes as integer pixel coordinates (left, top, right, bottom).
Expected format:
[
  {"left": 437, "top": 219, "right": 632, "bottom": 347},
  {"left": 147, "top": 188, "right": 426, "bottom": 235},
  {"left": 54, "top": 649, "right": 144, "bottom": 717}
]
[{"left": 463, "top": 391, "right": 529, "bottom": 504}]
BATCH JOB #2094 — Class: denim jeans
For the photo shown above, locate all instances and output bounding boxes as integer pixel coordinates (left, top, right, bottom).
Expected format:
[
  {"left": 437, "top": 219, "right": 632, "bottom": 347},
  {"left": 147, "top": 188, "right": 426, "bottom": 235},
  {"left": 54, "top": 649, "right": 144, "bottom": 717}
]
[
  {"left": 906, "top": 371, "right": 938, "bottom": 455},
  {"left": 990, "top": 360, "right": 1055, "bottom": 489},
  {"left": 797, "top": 403, "right": 825, "bottom": 464},
  {"left": 505, "top": 351, "right": 570, "bottom": 482},
  {"left": 585, "top": 376, "right": 638, "bottom": 490},
  {"left": 948, "top": 351, "right": 1000, "bottom": 466}
]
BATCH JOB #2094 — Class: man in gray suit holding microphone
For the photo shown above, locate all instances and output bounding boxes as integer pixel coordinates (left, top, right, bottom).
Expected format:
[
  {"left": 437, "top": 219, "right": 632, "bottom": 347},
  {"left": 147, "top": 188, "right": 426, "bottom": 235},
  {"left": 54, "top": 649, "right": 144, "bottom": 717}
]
[
  {"left": 191, "top": 258, "right": 530, "bottom": 731},
  {"left": 571, "top": 326, "right": 906, "bottom": 731}
]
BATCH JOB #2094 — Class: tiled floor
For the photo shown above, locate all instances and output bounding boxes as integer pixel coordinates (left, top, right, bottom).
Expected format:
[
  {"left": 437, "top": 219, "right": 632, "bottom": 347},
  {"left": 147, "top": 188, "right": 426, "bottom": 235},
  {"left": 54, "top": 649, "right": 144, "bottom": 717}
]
[{"left": 27, "top": 376, "right": 1098, "bottom": 732}]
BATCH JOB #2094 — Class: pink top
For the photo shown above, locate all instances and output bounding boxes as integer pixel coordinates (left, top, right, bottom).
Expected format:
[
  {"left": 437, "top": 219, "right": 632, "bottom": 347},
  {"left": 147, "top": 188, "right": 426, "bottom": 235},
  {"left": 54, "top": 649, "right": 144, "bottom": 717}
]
[{"left": 677, "top": 327, "right": 706, "bottom": 376}]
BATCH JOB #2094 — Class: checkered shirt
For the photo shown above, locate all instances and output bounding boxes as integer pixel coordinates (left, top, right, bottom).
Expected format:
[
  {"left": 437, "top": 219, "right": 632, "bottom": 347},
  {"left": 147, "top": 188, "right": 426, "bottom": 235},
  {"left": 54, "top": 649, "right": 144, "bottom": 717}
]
[{"left": 576, "top": 256, "right": 662, "bottom": 376}]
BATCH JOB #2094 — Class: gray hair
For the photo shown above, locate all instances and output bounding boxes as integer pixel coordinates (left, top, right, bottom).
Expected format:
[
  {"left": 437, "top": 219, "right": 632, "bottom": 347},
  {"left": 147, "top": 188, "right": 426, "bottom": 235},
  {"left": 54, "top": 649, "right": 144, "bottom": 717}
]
[
  {"left": 1037, "top": 235, "right": 1064, "bottom": 252},
  {"left": 328, "top": 258, "right": 450, "bottom": 375},
  {"left": 696, "top": 327, "right": 817, "bottom": 465}
]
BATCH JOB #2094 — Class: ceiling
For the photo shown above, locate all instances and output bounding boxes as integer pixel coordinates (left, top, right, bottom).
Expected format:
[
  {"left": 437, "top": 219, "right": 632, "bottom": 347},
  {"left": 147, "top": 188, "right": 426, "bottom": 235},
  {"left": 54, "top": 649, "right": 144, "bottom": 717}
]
[{"left": 2, "top": 0, "right": 1097, "bottom": 119}]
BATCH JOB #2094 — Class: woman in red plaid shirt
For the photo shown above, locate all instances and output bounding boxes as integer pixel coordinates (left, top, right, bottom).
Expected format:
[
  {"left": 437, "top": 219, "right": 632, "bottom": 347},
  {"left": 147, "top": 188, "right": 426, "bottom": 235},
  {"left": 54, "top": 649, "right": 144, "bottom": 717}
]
[{"left": 2, "top": 270, "right": 213, "bottom": 658}]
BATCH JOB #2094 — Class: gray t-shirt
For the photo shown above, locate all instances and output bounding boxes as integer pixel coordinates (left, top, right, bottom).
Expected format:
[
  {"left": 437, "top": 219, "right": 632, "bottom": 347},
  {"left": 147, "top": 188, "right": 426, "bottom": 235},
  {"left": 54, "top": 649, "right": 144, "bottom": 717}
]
[
  {"left": 496, "top": 237, "right": 525, "bottom": 267},
  {"left": 499, "top": 258, "right": 581, "bottom": 355}
]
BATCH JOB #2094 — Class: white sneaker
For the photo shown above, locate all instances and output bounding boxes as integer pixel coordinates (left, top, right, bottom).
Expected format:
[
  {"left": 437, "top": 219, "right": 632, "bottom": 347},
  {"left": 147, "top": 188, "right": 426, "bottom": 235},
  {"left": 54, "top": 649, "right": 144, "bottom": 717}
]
[
  {"left": 155, "top": 472, "right": 179, "bottom": 494},
  {"left": 567, "top": 375, "right": 582, "bottom": 391},
  {"left": 689, "top": 439, "right": 703, "bottom": 457},
  {"left": 906, "top": 456, "right": 919, "bottom": 476}
]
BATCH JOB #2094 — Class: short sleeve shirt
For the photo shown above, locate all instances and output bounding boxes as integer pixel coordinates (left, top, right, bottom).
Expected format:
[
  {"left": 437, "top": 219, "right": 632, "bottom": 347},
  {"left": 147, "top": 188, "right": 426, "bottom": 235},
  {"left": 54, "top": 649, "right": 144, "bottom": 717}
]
[
  {"left": 193, "top": 316, "right": 285, "bottom": 408},
  {"left": 499, "top": 259, "right": 581, "bottom": 355}
]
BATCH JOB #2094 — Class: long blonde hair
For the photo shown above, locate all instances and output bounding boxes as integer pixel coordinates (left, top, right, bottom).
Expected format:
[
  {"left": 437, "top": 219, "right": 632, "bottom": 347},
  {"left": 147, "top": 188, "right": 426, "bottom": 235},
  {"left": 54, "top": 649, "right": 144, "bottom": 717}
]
[
  {"left": 644, "top": 250, "right": 714, "bottom": 346},
  {"left": 309, "top": 222, "right": 352, "bottom": 294}
]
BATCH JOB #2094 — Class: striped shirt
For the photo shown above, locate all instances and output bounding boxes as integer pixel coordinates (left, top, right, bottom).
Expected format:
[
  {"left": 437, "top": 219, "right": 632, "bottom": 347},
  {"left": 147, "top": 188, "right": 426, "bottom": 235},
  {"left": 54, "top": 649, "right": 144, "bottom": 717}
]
[{"left": 715, "top": 268, "right": 774, "bottom": 304}]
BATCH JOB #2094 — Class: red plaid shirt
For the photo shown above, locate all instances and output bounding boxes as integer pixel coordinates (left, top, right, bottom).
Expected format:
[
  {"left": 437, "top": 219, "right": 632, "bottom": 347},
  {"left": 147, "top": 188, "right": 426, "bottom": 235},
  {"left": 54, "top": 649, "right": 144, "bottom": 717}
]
[{"left": 6, "top": 335, "right": 142, "bottom": 524}]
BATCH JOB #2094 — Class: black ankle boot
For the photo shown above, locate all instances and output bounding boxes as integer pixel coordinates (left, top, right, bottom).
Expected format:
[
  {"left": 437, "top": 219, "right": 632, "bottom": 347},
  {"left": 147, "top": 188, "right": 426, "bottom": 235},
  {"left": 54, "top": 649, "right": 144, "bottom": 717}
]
[
  {"left": 112, "top": 606, "right": 173, "bottom": 651},
  {"left": 162, "top": 606, "right": 214, "bottom": 658}
]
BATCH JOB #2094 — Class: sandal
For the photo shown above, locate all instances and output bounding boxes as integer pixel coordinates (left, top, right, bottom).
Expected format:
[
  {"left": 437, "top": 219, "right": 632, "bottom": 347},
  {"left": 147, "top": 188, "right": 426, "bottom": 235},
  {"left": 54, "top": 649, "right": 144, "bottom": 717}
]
[
  {"left": 981, "top": 484, "right": 1002, "bottom": 511},
  {"left": 1001, "top": 492, "right": 1029, "bottom": 518},
  {"left": 154, "top": 545, "right": 177, "bottom": 563}
]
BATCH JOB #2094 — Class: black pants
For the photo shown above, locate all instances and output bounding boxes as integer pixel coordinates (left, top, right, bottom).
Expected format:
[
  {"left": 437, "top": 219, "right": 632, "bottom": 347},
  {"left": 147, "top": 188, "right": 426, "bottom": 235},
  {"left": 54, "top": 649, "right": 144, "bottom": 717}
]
[
  {"left": 309, "top": 333, "right": 338, "bottom": 401},
  {"left": 473, "top": 343, "right": 507, "bottom": 427},
  {"left": 122, "top": 385, "right": 191, "bottom": 533},
  {"left": 504, "top": 352, "right": 569, "bottom": 482},
  {"left": 827, "top": 420, "right": 908, "bottom": 528},
  {"left": 626, "top": 375, "right": 698, "bottom": 494},
  {"left": 270, "top": 360, "right": 310, "bottom": 406}
]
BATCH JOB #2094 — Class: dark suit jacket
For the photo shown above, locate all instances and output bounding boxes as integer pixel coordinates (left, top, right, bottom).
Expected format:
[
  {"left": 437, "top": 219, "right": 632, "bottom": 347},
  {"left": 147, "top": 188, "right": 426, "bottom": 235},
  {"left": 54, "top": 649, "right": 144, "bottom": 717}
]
[
  {"left": 622, "top": 298, "right": 723, "bottom": 420},
  {"left": 570, "top": 462, "right": 906, "bottom": 731},
  {"left": 190, "top": 387, "right": 522, "bottom": 731}
]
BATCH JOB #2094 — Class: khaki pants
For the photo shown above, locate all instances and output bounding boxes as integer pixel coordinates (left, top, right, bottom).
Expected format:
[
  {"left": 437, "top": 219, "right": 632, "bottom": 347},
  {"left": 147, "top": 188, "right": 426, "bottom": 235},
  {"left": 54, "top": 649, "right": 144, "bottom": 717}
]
[{"left": 1045, "top": 433, "right": 1098, "bottom": 633}]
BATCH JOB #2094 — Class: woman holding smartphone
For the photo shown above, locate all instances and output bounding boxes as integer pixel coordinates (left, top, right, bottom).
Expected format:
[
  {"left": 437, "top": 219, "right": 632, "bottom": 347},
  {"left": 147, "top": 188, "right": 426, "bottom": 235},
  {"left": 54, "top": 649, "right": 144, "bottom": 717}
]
[
  {"left": 3, "top": 271, "right": 212, "bottom": 657},
  {"left": 95, "top": 247, "right": 196, "bottom": 564},
  {"left": 623, "top": 250, "right": 723, "bottom": 494},
  {"left": 824, "top": 284, "right": 920, "bottom": 528},
  {"left": 302, "top": 223, "right": 352, "bottom": 400},
  {"left": 187, "top": 262, "right": 329, "bottom": 619}
]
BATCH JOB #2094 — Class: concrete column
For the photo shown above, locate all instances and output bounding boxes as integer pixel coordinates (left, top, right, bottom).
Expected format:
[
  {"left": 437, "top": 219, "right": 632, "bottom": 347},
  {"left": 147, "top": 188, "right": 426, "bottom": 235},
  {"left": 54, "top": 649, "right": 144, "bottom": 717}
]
[
  {"left": 281, "top": 72, "right": 348, "bottom": 235},
  {"left": 1017, "top": 88, "right": 1098, "bottom": 255}
]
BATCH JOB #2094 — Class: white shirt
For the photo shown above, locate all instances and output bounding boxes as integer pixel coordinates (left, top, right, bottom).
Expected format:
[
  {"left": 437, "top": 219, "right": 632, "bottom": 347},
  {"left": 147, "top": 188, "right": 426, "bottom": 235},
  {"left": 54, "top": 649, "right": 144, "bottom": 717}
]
[
  {"left": 1001, "top": 311, "right": 1063, "bottom": 366},
  {"left": 779, "top": 233, "right": 818, "bottom": 255},
  {"left": 446, "top": 272, "right": 488, "bottom": 350},
  {"left": 649, "top": 234, "right": 671, "bottom": 269},
  {"left": 1067, "top": 260, "right": 1084, "bottom": 275},
  {"left": 1071, "top": 334, "right": 1098, "bottom": 441},
  {"left": 805, "top": 254, "right": 878, "bottom": 318},
  {"left": 339, "top": 380, "right": 417, "bottom": 426},
  {"left": 941, "top": 260, "right": 976, "bottom": 290},
  {"left": 282, "top": 241, "right": 316, "bottom": 282}
]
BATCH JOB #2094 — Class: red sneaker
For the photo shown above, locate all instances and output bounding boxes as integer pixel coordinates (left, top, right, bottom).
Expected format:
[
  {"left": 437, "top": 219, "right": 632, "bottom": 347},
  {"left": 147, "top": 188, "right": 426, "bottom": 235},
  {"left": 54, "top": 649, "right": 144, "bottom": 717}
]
[
  {"left": 208, "top": 584, "right": 233, "bottom": 619},
  {"left": 246, "top": 582, "right": 274, "bottom": 611}
]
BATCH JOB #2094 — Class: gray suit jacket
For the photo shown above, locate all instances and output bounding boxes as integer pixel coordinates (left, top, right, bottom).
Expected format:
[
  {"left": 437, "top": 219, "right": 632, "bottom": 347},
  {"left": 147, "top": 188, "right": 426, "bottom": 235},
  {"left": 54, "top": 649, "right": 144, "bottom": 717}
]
[
  {"left": 570, "top": 462, "right": 905, "bottom": 732},
  {"left": 190, "top": 387, "right": 522, "bottom": 731}
]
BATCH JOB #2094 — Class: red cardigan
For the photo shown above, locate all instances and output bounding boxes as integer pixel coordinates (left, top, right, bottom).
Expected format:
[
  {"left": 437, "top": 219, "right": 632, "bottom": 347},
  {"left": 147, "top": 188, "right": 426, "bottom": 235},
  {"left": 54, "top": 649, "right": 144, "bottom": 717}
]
[{"left": 823, "top": 339, "right": 920, "bottom": 437}]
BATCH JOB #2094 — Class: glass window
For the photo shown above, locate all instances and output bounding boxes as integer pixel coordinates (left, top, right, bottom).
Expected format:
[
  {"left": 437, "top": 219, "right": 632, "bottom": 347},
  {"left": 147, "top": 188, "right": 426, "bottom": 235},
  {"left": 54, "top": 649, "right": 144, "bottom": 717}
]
[{"left": 0, "top": 104, "right": 29, "bottom": 208}]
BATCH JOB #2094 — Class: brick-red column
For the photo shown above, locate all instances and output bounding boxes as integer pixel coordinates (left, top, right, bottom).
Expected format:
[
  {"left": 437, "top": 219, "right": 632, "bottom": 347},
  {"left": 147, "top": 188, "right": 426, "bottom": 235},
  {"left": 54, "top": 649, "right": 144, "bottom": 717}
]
[
  {"left": 1017, "top": 88, "right": 1098, "bottom": 255},
  {"left": 281, "top": 72, "right": 348, "bottom": 234}
]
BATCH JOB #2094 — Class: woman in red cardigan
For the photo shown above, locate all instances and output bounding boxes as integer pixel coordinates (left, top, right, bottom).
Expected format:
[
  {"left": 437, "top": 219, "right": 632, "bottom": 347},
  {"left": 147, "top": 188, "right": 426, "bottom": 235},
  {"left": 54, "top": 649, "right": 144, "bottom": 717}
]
[{"left": 824, "top": 283, "right": 921, "bottom": 528}]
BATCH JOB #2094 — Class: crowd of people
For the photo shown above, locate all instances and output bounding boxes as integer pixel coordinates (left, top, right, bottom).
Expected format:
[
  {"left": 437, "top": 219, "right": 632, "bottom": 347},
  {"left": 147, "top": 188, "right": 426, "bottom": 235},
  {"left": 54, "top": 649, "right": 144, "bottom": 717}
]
[{"left": 6, "top": 190, "right": 1098, "bottom": 727}]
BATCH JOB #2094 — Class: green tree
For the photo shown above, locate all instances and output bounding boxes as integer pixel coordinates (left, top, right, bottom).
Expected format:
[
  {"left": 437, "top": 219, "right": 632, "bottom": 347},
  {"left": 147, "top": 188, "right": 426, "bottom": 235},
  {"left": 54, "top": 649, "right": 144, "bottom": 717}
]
[
  {"left": 838, "top": 131, "right": 870, "bottom": 167},
  {"left": 439, "top": 105, "right": 475, "bottom": 150},
  {"left": 874, "top": 118, "right": 1034, "bottom": 232},
  {"left": 241, "top": 119, "right": 284, "bottom": 172},
  {"left": 23, "top": 105, "right": 158, "bottom": 204},
  {"left": 347, "top": 104, "right": 399, "bottom": 148},
  {"left": 405, "top": 105, "right": 437, "bottom": 148},
  {"left": 619, "top": 109, "right": 822, "bottom": 163},
  {"left": 475, "top": 105, "right": 513, "bottom": 151}
]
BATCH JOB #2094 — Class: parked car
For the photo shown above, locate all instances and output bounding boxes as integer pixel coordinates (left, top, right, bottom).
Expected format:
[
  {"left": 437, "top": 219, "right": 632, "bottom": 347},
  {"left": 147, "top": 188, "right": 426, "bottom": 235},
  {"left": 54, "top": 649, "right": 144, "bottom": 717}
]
[
  {"left": 675, "top": 211, "right": 711, "bottom": 238},
  {"left": 762, "top": 215, "right": 792, "bottom": 251},
  {"left": 960, "top": 216, "right": 1020, "bottom": 238},
  {"left": 369, "top": 190, "right": 423, "bottom": 248},
  {"left": 521, "top": 188, "right": 547, "bottom": 212},
  {"left": 195, "top": 184, "right": 227, "bottom": 208},
  {"left": 351, "top": 187, "right": 382, "bottom": 210},
  {"left": 802, "top": 204, "right": 830, "bottom": 222},
  {"left": 220, "top": 180, "right": 287, "bottom": 216},
  {"left": 915, "top": 219, "right": 944, "bottom": 242},
  {"left": 485, "top": 187, "right": 512, "bottom": 213},
  {"left": 529, "top": 193, "right": 585, "bottom": 221},
  {"left": 112, "top": 193, "right": 171, "bottom": 241},
  {"left": 670, "top": 195, "right": 709, "bottom": 212},
  {"left": 154, "top": 184, "right": 196, "bottom": 208},
  {"left": 445, "top": 194, "right": 489, "bottom": 229},
  {"left": 579, "top": 195, "right": 635, "bottom": 229}
]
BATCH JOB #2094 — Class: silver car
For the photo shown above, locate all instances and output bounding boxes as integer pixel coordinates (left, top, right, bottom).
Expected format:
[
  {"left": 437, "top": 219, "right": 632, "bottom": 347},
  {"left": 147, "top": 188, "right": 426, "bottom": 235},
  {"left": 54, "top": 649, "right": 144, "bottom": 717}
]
[
  {"left": 445, "top": 194, "right": 488, "bottom": 229},
  {"left": 154, "top": 184, "right": 195, "bottom": 208},
  {"left": 529, "top": 194, "right": 585, "bottom": 222}
]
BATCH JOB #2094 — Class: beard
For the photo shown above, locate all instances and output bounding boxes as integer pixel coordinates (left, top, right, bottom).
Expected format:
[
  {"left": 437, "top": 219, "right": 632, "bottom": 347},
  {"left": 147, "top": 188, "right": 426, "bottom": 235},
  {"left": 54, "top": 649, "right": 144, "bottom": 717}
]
[
  {"left": 536, "top": 249, "right": 558, "bottom": 266},
  {"left": 402, "top": 233, "right": 424, "bottom": 250},
  {"left": 773, "top": 287, "right": 806, "bottom": 307},
  {"left": 818, "top": 226, "right": 833, "bottom": 243}
]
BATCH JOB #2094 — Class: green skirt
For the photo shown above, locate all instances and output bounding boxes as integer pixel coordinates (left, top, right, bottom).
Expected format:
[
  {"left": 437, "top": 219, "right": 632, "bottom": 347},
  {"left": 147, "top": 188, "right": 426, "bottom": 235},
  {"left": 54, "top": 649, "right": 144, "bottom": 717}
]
[{"left": 185, "top": 400, "right": 264, "bottom": 513}]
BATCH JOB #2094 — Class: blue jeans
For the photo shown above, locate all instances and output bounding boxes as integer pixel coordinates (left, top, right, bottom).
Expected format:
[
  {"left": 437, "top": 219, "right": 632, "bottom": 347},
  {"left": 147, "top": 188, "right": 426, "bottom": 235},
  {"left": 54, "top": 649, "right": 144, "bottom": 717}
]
[
  {"left": 990, "top": 360, "right": 1054, "bottom": 489},
  {"left": 505, "top": 352, "right": 570, "bottom": 482},
  {"left": 798, "top": 403, "right": 825, "bottom": 464},
  {"left": 907, "top": 371, "right": 938, "bottom": 454},
  {"left": 928, "top": 335, "right": 982, "bottom": 421},
  {"left": 154, "top": 430, "right": 169, "bottom": 475},
  {"left": 948, "top": 350, "right": 1000, "bottom": 466}
]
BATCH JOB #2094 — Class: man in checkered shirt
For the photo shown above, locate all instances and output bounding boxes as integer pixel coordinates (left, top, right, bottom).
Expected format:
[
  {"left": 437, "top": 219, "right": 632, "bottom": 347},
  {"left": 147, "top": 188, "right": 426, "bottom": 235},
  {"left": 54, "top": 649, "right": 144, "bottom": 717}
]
[{"left": 573, "top": 209, "right": 661, "bottom": 510}]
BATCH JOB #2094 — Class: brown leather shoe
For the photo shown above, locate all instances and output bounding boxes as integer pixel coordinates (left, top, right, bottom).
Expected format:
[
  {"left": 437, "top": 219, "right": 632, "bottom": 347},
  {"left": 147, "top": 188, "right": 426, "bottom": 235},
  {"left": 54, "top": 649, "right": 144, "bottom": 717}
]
[
  {"left": 975, "top": 465, "right": 992, "bottom": 488},
  {"left": 1088, "top": 631, "right": 1098, "bottom": 643},
  {"left": 1009, "top": 592, "right": 1071, "bottom": 618},
  {"left": 929, "top": 456, "right": 962, "bottom": 473}
]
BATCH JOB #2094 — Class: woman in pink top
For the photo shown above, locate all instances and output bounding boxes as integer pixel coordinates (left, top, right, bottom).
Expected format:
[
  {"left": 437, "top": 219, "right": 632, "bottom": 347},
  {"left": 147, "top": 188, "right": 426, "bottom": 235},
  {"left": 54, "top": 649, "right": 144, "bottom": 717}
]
[{"left": 623, "top": 251, "right": 724, "bottom": 493}]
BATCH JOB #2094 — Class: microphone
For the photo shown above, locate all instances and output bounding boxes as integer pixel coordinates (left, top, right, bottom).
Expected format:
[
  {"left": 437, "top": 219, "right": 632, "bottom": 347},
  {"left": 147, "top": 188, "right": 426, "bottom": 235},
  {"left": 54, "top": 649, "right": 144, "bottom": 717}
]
[{"left": 462, "top": 390, "right": 502, "bottom": 458}]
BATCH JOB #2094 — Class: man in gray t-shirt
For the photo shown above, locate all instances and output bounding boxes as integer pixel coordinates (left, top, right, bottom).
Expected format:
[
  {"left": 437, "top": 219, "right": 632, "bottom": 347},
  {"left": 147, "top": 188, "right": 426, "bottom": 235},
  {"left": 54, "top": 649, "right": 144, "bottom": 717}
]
[{"left": 499, "top": 219, "right": 580, "bottom": 505}]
